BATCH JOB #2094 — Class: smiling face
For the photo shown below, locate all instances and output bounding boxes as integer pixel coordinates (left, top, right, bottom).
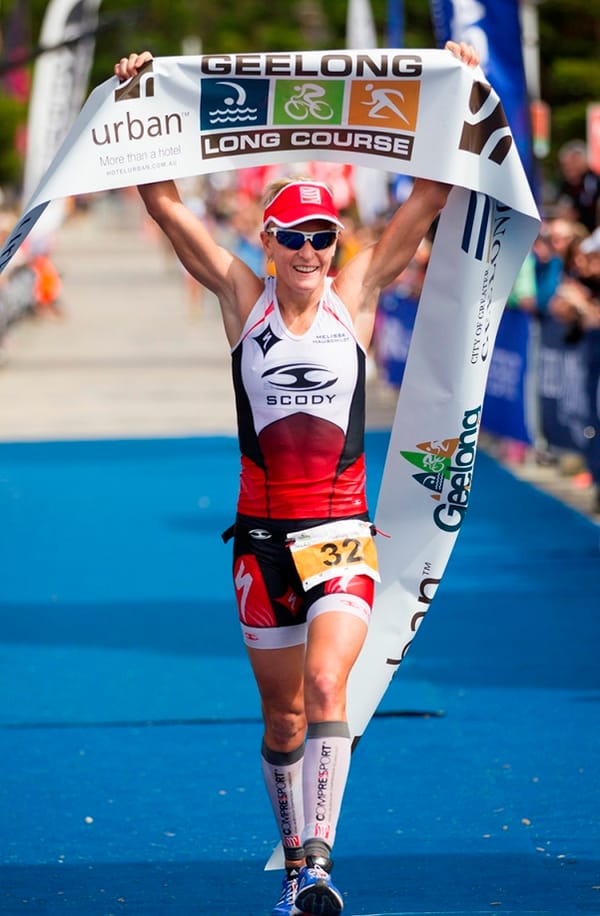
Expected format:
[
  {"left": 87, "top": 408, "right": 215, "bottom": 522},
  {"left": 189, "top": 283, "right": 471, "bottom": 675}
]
[{"left": 262, "top": 219, "right": 339, "bottom": 302}]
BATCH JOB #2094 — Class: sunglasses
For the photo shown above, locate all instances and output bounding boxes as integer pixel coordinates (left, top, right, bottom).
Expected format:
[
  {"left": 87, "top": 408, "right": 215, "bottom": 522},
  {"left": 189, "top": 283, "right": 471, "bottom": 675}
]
[{"left": 267, "top": 228, "right": 339, "bottom": 251}]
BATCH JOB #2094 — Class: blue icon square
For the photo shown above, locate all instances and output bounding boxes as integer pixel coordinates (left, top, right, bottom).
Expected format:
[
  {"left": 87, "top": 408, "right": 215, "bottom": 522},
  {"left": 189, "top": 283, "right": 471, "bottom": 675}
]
[{"left": 200, "top": 78, "right": 270, "bottom": 131}]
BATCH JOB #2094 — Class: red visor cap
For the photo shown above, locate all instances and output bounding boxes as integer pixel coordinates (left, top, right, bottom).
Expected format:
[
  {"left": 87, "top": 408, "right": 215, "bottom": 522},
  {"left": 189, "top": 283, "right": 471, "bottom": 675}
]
[{"left": 262, "top": 182, "right": 344, "bottom": 230}]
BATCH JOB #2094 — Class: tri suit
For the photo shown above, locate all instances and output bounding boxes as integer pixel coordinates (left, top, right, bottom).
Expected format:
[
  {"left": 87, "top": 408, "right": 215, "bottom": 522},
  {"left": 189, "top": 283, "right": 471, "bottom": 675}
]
[{"left": 229, "top": 276, "right": 378, "bottom": 648}]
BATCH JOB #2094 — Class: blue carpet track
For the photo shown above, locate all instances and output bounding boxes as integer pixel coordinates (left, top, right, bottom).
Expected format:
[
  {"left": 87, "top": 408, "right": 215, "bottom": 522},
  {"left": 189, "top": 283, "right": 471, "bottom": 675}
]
[{"left": 0, "top": 433, "right": 598, "bottom": 915}]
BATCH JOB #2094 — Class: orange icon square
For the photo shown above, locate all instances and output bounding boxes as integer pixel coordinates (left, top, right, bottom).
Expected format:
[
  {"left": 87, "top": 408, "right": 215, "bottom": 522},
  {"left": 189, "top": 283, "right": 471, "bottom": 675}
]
[{"left": 348, "top": 80, "right": 420, "bottom": 131}]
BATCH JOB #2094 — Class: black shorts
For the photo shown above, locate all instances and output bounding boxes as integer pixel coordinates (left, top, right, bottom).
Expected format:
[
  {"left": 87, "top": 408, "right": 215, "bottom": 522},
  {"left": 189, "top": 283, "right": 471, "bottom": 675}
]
[{"left": 230, "top": 513, "right": 376, "bottom": 649}]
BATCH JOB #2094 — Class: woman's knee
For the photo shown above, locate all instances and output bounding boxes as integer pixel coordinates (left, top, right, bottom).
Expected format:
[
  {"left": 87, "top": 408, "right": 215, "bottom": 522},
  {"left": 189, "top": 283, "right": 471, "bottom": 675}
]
[
  {"left": 263, "top": 706, "right": 306, "bottom": 751},
  {"left": 304, "top": 667, "right": 346, "bottom": 715}
]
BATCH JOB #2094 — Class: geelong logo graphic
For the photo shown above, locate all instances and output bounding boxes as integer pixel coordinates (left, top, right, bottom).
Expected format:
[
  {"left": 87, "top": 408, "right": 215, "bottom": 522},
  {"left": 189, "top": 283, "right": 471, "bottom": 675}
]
[
  {"left": 400, "top": 406, "right": 481, "bottom": 533},
  {"left": 115, "top": 61, "right": 156, "bottom": 102},
  {"left": 459, "top": 81, "right": 512, "bottom": 164},
  {"left": 262, "top": 364, "right": 337, "bottom": 391}
]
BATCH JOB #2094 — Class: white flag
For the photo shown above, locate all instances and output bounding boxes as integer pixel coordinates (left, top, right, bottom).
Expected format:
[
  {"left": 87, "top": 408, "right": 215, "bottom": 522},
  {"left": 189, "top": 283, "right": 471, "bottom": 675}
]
[
  {"left": 346, "top": 0, "right": 378, "bottom": 48},
  {"left": 23, "top": 0, "right": 102, "bottom": 242},
  {"left": 346, "top": 0, "right": 390, "bottom": 223}
]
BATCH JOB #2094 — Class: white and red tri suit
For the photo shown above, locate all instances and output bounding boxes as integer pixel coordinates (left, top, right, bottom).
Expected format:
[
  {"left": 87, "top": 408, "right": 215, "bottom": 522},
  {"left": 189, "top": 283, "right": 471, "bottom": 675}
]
[
  {"left": 230, "top": 276, "right": 375, "bottom": 646},
  {"left": 233, "top": 275, "right": 367, "bottom": 519}
]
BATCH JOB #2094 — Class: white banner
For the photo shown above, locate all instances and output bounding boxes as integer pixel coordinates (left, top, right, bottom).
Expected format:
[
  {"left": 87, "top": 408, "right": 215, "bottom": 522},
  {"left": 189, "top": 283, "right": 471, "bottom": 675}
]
[
  {"left": 0, "top": 49, "right": 539, "bottom": 745},
  {"left": 346, "top": 187, "right": 531, "bottom": 737}
]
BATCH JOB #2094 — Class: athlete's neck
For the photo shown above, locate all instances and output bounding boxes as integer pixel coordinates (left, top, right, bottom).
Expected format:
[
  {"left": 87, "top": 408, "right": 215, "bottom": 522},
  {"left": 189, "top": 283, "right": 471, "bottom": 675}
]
[{"left": 277, "top": 288, "right": 322, "bottom": 333}]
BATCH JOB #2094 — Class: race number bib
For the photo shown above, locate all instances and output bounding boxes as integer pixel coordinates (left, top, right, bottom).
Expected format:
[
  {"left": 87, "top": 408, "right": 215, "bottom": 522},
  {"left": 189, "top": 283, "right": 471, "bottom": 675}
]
[{"left": 287, "top": 519, "right": 380, "bottom": 591}]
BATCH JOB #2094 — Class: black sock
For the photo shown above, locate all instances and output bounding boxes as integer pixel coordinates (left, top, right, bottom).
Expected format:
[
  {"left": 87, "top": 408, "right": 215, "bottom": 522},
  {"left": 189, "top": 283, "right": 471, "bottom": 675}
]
[{"left": 305, "top": 839, "right": 333, "bottom": 871}]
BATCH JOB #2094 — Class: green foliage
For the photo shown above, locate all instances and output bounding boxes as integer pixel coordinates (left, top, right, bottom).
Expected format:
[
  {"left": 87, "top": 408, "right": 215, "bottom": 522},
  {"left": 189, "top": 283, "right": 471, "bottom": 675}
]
[
  {"left": 537, "top": 0, "right": 600, "bottom": 174},
  {"left": 546, "top": 58, "right": 600, "bottom": 154},
  {"left": 0, "top": 93, "right": 25, "bottom": 189},
  {"left": 551, "top": 100, "right": 592, "bottom": 147},
  {"left": 0, "top": 0, "right": 598, "bottom": 195},
  {"left": 551, "top": 59, "right": 600, "bottom": 102},
  {"left": 89, "top": 0, "right": 435, "bottom": 85}
]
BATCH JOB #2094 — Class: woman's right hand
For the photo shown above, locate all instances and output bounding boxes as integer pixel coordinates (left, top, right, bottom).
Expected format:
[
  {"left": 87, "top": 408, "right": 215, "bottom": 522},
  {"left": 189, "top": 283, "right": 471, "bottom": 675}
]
[{"left": 114, "top": 51, "right": 153, "bottom": 82}]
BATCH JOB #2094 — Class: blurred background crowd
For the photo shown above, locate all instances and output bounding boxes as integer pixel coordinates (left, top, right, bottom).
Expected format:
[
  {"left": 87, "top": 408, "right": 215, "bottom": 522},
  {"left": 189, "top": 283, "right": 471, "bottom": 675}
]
[{"left": 375, "top": 137, "right": 600, "bottom": 513}]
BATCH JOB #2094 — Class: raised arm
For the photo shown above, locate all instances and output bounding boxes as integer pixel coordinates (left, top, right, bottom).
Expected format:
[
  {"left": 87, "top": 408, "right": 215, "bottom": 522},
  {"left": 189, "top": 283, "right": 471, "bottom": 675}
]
[
  {"left": 333, "top": 39, "right": 480, "bottom": 347},
  {"left": 114, "top": 52, "right": 263, "bottom": 345},
  {"left": 333, "top": 178, "right": 450, "bottom": 334},
  {"left": 138, "top": 179, "right": 263, "bottom": 343}
]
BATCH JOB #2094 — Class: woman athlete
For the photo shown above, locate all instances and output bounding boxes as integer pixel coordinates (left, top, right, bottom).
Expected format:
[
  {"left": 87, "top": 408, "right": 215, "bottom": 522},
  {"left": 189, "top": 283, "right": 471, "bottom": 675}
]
[{"left": 116, "top": 39, "right": 479, "bottom": 916}]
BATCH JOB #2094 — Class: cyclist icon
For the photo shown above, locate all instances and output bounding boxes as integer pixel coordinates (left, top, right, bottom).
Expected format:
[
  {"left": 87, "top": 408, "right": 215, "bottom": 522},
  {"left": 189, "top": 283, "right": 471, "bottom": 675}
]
[
  {"left": 362, "top": 83, "right": 410, "bottom": 124},
  {"left": 421, "top": 453, "right": 449, "bottom": 473},
  {"left": 284, "top": 83, "right": 334, "bottom": 121}
]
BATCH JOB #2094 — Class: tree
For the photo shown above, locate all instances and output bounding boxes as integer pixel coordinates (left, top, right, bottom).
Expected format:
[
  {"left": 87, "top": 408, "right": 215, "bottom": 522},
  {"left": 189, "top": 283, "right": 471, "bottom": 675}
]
[
  {"left": 539, "top": 0, "right": 600, "bottom": 166},
  {"left": 0, "top": 93, "right": 24, "bottom": 191}
]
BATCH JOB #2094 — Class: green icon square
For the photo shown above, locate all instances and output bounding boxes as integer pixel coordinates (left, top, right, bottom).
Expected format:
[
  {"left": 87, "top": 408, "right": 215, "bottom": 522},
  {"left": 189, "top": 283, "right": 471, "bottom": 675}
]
[{"left": 273, "top": 80, "right": 345, "bottom": 126}]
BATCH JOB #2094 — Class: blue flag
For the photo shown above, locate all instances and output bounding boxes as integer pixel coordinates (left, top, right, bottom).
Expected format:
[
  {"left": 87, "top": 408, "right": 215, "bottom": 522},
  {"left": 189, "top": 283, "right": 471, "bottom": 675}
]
[
  {"left": 386, "top": 0, "right": 404, "bottom": 46},
  {"left": 430, "top": 0, "right": 535, "bottom": 189}
]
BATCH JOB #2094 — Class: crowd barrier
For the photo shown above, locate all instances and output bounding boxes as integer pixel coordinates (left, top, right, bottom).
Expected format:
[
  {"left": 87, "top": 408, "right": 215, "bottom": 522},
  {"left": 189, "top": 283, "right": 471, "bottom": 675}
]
[
  {"left": 0, "top": 254, "right": 62, "bottom": 348},
  {"left": 0, "top": 265, "right": 37, "bottom": 342},
  {"left": 375, "top": 286, "right": 594, "bottom": 458}
]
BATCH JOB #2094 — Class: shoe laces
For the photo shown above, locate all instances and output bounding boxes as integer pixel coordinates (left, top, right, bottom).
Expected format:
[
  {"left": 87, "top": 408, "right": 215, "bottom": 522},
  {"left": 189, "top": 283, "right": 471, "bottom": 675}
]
[
  {"left": 279, "top": 872, "right": 298, "bottom": 904},
  {"left": 306, "top": 863, "right": 329, "bottom": 880}
]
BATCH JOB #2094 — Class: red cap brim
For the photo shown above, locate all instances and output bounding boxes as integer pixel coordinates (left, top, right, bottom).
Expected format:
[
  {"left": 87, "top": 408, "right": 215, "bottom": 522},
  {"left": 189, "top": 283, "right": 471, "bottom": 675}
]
[{"left": 263, "top": 182, "right": 344, "bottom": 229}]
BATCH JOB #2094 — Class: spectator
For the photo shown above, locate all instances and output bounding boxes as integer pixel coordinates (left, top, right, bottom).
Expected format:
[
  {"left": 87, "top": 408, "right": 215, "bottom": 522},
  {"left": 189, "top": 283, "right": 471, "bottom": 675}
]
[
  {"left": 29, "top": 249, "right": 62, "bottom": 319},
  {"left": 229, "top": 200, "right": 265, "bottom": 276},
  {"left": 373, "top": 238, "right": 431, "bottom": 389},
  {"left": 549, "top": 229, "right": 600, "bottom": 511},
  {"left": 532, "top": 221, "right": 563, "bottom": 314},
  {"left": 0, "top": 213, "right": 62, "bottom": 358},
  {"left": 576, "top": 231, "right": 600, "bottom": 513},
  {"left": 554, "top": 140, "right": 600, "bottom": 233}
]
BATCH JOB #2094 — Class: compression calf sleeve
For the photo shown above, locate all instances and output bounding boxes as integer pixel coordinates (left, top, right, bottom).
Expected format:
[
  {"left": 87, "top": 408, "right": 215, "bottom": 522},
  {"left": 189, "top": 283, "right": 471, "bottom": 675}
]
[
  {"left": 301, "top": 720, "right": 351, "bottom": 853},
  {"left": 261, "top": 740, "right": 306, "bottom": 862}
]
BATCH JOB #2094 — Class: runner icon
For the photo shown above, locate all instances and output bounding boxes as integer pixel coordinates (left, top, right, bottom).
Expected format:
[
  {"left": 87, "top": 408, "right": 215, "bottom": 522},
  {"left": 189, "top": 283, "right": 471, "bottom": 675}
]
[{"left": 362, "top": 83, "right": 410, "bottom": 124}]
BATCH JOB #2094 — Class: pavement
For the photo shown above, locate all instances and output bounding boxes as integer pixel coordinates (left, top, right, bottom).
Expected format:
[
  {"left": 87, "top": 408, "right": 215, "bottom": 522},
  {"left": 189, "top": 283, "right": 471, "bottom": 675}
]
[{"left": 0, "top": 190, "right": 598, "bottom": 525}]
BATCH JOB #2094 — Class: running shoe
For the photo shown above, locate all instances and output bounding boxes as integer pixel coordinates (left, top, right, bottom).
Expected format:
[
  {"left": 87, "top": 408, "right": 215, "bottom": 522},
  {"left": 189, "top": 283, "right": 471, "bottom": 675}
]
[
  {"left": 291, "top": 863, "right": 344, "bottom": 915},
  {"left": 272, "top": 868, "right": 299, "bottom": 916}
]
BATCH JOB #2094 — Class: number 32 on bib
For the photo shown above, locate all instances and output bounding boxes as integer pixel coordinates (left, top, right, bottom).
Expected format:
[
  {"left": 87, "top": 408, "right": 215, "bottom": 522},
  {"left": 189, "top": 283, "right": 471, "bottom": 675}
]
[{"left": 287, "top": 519, "right": 381, "bottom": 591}]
